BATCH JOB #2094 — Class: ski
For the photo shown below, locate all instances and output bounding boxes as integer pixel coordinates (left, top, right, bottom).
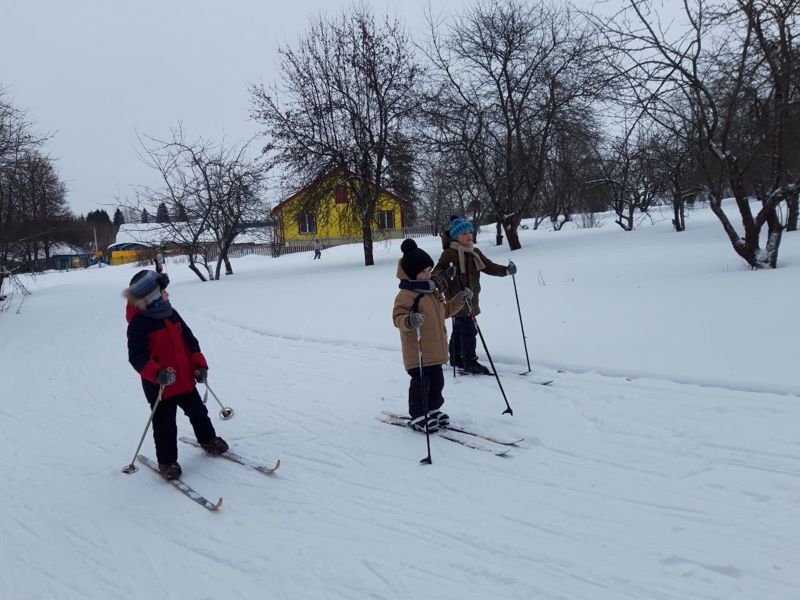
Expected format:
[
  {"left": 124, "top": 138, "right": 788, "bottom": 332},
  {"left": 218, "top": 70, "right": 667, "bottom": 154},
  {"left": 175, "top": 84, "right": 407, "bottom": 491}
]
[
  {"left": 457, "top": 368, "right": 495, "bottom": 377},
  {"left": 521, "top": 375, "right": 554, "bottom": 385},
  {"left": 381, "top": 412, "right": 524, "bottom": 446},
  {"left": 458, "top": 368, "right": 553, "bottom": 385},
  {"left": 377, "top": 417, "right": 511, "bottom": 456},
  {"left": 179, "top": 437, "right": 281, "bottom": 475},
  {"left": 136, "top": 455, "right": 223, "bottom": 512}
]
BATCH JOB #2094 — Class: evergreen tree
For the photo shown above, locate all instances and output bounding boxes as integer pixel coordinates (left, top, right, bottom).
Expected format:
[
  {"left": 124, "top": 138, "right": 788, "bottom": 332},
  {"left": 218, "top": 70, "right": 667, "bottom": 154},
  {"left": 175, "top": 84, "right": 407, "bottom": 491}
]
[
  {"left": 176, "top": 202, "right": 189, "bottom": 222},
  {"left": 155, "top": 202, "right": 170, "bottom": 223},
  {"left": 86, "top": 209, "right": 112, "bottom": 226},
  {"left": 141, "top": 208, "right": 150, "bottom": 223},
  {"left": 113, "top": 208, "right": 125, "bottom": 229}
]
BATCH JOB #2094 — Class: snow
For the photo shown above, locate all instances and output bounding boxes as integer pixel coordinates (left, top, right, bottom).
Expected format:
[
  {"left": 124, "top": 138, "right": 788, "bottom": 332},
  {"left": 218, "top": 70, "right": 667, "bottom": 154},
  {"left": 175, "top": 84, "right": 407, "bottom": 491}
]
[
  {"left": 47, "top": 242, "right": 92, "bottom": 257},
  {"left": 2, "top": 201, "right": 799, "bottom": 599}
]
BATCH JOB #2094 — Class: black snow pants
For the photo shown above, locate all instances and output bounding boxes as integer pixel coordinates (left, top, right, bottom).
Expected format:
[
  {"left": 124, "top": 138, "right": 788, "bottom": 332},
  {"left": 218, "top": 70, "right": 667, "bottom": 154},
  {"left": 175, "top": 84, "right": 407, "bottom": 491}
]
[
  {"left": 407, "top": 365, "right": 445, "bottom": 419},
  {"left": 146, "top": 388, "right": 216, "bottom": 464},
  {"left": 449, "top": 316, "right": 478, "bottom": 367}
]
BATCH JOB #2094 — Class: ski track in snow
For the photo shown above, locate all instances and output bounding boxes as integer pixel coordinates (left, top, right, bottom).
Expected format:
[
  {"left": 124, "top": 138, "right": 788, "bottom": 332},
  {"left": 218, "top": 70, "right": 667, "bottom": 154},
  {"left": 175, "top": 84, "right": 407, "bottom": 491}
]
[{"left": 3, "top": 207, "right": 800, "bottom": 599}]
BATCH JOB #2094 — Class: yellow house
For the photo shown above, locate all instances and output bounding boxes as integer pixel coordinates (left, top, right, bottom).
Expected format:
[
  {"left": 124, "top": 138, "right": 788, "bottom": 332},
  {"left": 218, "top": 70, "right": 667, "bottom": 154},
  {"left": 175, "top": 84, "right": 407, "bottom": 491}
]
[
  {"left": 106, "top": 242, "right": 153, "bottom": 266},
  {"left": 272, "top": 171, "right": 406, "bottom": 246}
]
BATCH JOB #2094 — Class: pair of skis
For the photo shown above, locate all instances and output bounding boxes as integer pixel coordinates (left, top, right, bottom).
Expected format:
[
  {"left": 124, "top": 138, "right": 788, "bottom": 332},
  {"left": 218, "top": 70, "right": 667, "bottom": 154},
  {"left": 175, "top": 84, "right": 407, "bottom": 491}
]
[
  {"left": 378, "top": 411, "right": 524, "bottom": 457},
  {"left": 137, "top": 438, "right": 280, "bottom": 512},
  {"left": 455, "top": 366, "right": 554, "bottom": 386}
]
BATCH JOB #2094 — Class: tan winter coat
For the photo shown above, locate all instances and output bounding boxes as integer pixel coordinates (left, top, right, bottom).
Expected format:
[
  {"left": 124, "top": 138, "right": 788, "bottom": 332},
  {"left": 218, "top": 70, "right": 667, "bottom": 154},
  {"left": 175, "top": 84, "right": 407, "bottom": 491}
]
[
  {"left": 392, "top": 263, "right": 465, "bottom": 370},
  {"left": 432, "top": 235, "right": 508, "bottom": 317}
]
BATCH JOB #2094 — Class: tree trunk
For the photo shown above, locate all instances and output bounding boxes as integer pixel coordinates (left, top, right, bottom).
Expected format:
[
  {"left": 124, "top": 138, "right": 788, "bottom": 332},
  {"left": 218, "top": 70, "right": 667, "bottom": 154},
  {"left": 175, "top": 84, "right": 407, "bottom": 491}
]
[
  {"left": 762, "top": 207, "right": 784, "bottom": 268},
  {"left": 502, "top": 214, "right": 522, "bottom": 251},
  {"left": 707, "top": 194, "right": 781, "bottom": 269},
  {"left": 787, "top": 190, "right": 799, "bottom": 232},
  {"left": 361, "top": 215, "right": 374, "bottom": 267},
  {"left": 672, "top": 196, "right": 685, "bottom": 231},
  {"left": 495, "top": 220, "right": 503, "bottom": 246},
  {"left": 188, "top": 260, "right": 207, "bottom": 281},
  {"left": 187, "top": 244, "right": 208, "bottom": 281},
  {"left": 615, "top": 205, "right": 634, "bottom": 231}
]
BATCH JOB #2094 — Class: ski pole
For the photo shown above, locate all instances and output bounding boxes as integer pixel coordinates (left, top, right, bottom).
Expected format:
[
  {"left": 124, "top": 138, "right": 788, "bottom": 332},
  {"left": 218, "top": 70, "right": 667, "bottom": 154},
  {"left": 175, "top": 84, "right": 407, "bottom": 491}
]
[
  {"left": 510, "top": 267, "right": 532, "bottom": 375},
  {"left": 121, "top": 384, "right": 166, "bottom": 474},
  {"left": 202, "top": 381, "right": 235, "bottom": 420},
  {"left": 451, "top": 317, "right": 457, "bottom": 379},
  {"left": 455, "top": 275, "right": 514, "bottom": 416},
  {"left": 415, "top": 324, "right": 433, "bottom": 465},
  {"left": 446, "top": 263, "right": 458, "bottom": 379}
]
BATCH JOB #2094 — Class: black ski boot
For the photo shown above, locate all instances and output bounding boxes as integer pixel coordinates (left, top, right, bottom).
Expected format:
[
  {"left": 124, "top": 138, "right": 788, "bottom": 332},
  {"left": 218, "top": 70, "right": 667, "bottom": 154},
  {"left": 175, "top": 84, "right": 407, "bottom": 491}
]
[
  {"left": 433, "top": 411, "right": 450, "bottom": 428},
  {"left": 158, "top": 462, "right": 182, "bottom": 481},
  {"left": 201, "top": 436, "right": 229, "bottom": 455},
  {"left": 409, "top": 412, "right": 440, "bottom": 433},
  {"left": 462, "top": 358, "right": 492, "bottom": 375}
]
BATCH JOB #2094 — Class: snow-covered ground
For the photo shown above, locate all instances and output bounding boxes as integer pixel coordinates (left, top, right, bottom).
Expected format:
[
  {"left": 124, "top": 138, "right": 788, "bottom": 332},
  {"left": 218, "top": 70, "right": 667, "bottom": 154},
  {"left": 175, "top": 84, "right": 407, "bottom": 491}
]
[{"left": 2, "top": 202, "right": 798, "bottom": 599}]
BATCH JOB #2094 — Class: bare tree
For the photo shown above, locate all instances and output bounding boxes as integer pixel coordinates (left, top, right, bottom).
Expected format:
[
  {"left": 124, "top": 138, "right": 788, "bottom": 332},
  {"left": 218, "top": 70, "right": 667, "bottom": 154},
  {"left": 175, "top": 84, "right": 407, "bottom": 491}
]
[
  {"left": 424, "top": 0, "right": 613, "bottom": 249},
  {"left": 599, "top": 0, "right": 800, "bottom": 268},
  {"left": 590, "top": 125, "right": 663, "bottom": 231},
  {"left": 649, "top": 125, "right": 702, "bottom": 232},
  {"left": 136, "top": 127, "right": 266, "bottom": 281},
  {"left": 540, "top": 113, "right": 603, "bottom": 230},
  {"left": 416, "top": 147, "right": 487, "bottom": 235},
  {"left": 204, "top": 153, "right": 266, "bottom": 279},
  {"left": 251, "top": 7, "right": 423, "bottom": 266},
  {"left": 0, "top": 92, "right": 36, "bottom": 268}
]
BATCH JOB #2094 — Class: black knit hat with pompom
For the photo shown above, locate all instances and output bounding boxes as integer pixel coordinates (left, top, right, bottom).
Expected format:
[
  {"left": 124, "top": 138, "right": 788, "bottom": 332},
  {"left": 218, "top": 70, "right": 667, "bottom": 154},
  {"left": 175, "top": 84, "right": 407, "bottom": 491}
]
[{"left": 400, "top": 238, "right": 434, "bottom": 280}]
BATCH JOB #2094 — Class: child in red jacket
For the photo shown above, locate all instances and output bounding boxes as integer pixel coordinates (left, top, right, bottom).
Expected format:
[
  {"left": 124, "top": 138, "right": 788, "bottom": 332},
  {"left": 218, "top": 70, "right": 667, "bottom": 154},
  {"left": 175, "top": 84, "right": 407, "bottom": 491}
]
[{"left": 123, "top": 270, "right": 228, "bottom": 480}]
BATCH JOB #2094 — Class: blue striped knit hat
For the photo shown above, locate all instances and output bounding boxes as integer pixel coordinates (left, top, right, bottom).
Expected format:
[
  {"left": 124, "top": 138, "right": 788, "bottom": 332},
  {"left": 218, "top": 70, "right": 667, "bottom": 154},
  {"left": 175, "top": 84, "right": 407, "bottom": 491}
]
[
  {"left": 124, "top": 270, "right": 168, "bottom": 308},
  {"left": 449, "top": 216, "right": 473, "bottom": 239}
]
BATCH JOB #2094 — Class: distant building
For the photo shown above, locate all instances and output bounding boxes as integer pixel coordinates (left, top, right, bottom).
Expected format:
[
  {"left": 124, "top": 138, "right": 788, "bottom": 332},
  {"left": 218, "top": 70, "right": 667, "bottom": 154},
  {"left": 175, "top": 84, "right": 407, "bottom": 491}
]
[
  {"left": 271, "top": 171, "right": 407, "bottom": 247},
  {"left": 45, "top": 243, "right": 93, "bottom": 270},
  {"left": 108, "top": 222, "right": 274, "bottom": 265},
  {"left": 107, "top": 224, "right": 165, "bottom": 265}
]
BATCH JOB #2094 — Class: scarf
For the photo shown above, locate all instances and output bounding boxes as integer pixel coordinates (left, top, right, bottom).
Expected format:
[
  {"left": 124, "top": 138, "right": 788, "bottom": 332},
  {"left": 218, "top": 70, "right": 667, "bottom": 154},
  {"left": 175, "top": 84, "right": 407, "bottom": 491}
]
[
  {"left": 398, "top": 280, "right": 436, "bottom": 293},
  {"left": 449, "top": 241, "right": 485, "bottom": 274},
  {"left": 139, "top": 298, "right": 174, "bottom": 320}
]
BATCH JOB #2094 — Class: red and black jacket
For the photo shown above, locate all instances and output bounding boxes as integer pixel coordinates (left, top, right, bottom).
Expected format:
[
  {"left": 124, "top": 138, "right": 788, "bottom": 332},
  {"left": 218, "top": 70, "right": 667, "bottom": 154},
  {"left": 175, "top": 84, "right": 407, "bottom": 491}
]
[{"left": 126, "top": 304, "right": 208, "bottom": 401}]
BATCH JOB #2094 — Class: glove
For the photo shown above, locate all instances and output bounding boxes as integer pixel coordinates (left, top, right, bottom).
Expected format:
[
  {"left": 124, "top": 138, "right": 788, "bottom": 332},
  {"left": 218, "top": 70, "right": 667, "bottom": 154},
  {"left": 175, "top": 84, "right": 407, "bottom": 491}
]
[
  {"left": 457, "top": 287, "right": 474, "bottom": 301},
  {"left": 156, "top": 368, "right": 176, "bottom": 386},
  {"left": 507, "top": 261, "right": 517, "bottom": 276},
  {"left": 445, "top": 264, "right": 457, "bottom": 280},
  {"left": 408, "top": 312, "right": 425, "bottom": 328},
  {"left": 194, "top": 368, "right": 208, "bottom": 384}
]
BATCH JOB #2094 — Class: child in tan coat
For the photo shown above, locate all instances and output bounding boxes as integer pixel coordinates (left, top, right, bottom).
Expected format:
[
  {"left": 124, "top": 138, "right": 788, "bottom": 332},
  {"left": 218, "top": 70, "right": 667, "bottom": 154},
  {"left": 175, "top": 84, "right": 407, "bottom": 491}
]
[{"left": 392, "top": 239, "right": 469, "bottom": 432}]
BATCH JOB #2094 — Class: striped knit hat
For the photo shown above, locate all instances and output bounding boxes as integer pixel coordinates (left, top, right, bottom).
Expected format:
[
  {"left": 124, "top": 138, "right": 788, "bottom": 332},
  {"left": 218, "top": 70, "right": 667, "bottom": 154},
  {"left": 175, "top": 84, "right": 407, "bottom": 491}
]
[{"left": 122, "top": 270, "right": 168, "bottom": 308}]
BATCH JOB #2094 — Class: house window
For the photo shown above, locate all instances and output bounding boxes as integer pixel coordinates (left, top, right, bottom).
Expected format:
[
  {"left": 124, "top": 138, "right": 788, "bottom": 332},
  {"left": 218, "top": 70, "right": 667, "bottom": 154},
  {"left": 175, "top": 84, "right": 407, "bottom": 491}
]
[
  {"left": 335, "top": 186, "right": 348, "bottom": 204},
  {"left": 298, "top": 213, "right": 317, "bottom": 234},
  {"left": 377, "top": 210, "right": 395, "bottom": 230}
]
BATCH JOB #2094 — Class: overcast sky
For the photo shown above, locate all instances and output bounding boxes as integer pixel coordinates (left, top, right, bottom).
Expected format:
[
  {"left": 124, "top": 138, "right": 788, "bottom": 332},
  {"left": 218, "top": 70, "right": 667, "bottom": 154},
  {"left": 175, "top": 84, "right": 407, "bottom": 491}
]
[{"left": 1, "top": 0, "right": 638, "bottom": 216}]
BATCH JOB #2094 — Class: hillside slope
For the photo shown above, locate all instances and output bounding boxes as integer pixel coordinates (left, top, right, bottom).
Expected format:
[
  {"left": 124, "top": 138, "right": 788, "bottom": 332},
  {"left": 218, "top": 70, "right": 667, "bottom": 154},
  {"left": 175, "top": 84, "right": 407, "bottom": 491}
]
[{"left": 2, "top": 203, "right": 798, "bottom": 599}]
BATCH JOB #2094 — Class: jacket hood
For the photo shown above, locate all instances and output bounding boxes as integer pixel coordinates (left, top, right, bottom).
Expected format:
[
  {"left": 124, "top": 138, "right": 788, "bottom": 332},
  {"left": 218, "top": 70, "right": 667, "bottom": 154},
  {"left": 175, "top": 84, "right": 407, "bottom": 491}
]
[
  {"left": 125, "top": 303, "right": 140, "bottom": 323},
  {"left": 440, "top": 229, "right": 452, "bottom": 250}
]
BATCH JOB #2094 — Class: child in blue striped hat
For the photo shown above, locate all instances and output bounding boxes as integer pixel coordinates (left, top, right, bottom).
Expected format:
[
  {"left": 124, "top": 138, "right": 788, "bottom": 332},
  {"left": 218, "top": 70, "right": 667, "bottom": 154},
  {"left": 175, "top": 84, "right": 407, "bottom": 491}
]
[{"left": 433, "top": 215, "right": 516, "bottom": 375}]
